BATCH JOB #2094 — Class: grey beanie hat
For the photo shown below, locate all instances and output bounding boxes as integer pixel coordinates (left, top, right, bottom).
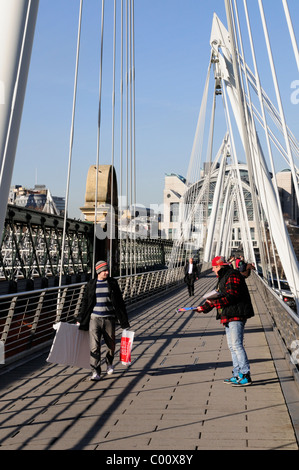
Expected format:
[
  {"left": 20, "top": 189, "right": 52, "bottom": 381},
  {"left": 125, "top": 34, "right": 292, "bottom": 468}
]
[{"left": 95, "top": 260, "right": 108, "bottom": 273}]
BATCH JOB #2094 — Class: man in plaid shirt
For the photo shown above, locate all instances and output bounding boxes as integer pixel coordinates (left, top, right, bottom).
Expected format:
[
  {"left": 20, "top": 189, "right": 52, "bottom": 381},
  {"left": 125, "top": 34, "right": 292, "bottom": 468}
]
[{"left": 197, "top": 256, "right": 254, "bottom": 386}]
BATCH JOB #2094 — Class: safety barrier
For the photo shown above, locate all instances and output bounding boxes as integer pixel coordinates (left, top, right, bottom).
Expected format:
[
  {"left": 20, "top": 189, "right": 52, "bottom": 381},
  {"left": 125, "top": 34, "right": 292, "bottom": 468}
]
[
  {"left": 252, "top": 272, "right": 299, "bottom": 371},
  {"left": 0, "top": 267, "right": 184, "bottom": 365},
  {"left": 118, "top": 266, "right": 184, "bottom": 305}
]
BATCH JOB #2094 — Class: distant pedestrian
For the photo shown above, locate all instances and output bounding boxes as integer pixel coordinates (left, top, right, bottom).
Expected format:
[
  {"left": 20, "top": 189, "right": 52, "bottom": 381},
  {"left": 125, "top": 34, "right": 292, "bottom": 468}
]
[
  {"left": 197, "top": 256, "right": 254, "bottom": 386},
  {"left": 228, "top": 255, "right": 236, "bottom": 269},
  {"left": 240, "top": 262, "right": 255, "bottom": 278},
  {"left": 238, "top": 256, "right": 246, "bottom": 272},
  {"left": 76, "top": 260, "right": 130, "bottom": 381},
  {"left": 184, "top": 257, "right": 199, "bottom": 296}
]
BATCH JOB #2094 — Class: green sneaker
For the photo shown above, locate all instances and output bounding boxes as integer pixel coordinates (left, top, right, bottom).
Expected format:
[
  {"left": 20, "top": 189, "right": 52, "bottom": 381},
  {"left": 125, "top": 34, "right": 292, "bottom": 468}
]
[{"left": 232, "top": 373, "right": 252, "bottom": 387}]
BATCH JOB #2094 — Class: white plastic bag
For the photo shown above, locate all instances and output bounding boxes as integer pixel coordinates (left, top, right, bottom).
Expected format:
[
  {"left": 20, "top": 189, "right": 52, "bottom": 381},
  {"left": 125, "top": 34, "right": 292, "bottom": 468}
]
[
  {"left": 46, "top": 322, "right": 90, "bottom": 370},
  {"left": 120, "top": 329, "right": 134, "bottom": 365}
]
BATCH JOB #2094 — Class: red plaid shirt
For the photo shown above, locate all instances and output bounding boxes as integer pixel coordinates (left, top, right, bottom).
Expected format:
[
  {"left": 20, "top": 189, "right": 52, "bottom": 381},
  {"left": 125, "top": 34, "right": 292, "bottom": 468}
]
[{"left": 201, "top": 271, "right": 243, "bottom": 324}]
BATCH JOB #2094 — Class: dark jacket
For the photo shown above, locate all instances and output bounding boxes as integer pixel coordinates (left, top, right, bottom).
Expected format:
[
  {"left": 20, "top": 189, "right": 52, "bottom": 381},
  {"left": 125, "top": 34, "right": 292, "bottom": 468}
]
[
  {"left": 76, "top": 277, "right": 130, "bottom": 331},
  {"left": 184, "top": 262, "right": 199, "bottom": 284},
  {"left": 216, "top": 266, "right": 254, "bottom": 321},
  {"left": 201, "top": 266, "right": 254, "bottom": 322}
]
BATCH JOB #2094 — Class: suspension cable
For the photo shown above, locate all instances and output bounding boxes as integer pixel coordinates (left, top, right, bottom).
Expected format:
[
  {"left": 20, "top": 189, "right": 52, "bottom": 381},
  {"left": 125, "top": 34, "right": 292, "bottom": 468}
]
[
  {"left": 119, "top": 0, "right": 124, "bottom": 276},
  {"left": 59, "top": 0, "right": 83, "bottom": 287},
  {"left": 110, "top": 0, "right": 117, "bottom": 272},
  {"left": 258, "top": 0, "right": 299, "bottom": 298},
  {"left": 131, "top": 0, "right": 136, "bottom": 275},
  {"left": 93, "top": 0, "right": 105, "bottom": 277},
  {"left": 282, "top": 0, "right": 299, "bottom": 71},
  {"left": 222, "top": 82, "right": 253, "bottom": 262},
  {"left": 242, "top": 0, "right": 285, "bottom": 285},
  {"left": 258, "top": 0, "right": 299, "bottom": 208},
  {"left": 125, "top": 0, "right": 129, "bottom": 276}
]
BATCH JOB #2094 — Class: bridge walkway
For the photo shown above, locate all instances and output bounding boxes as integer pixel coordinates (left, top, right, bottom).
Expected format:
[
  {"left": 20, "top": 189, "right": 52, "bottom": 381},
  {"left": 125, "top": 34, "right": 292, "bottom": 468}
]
[{"left": 0, "top": 272, "right": 298, "bottom": 451}]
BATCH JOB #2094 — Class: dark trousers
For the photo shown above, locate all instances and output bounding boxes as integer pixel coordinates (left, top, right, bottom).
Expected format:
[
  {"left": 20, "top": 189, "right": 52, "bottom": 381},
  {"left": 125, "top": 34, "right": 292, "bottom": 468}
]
[
  {"left": 186, "top": 274, "right": 195, "bottom": 296},
  {"left": 89, "top": 315, "right": 115, "bottom": 374}
]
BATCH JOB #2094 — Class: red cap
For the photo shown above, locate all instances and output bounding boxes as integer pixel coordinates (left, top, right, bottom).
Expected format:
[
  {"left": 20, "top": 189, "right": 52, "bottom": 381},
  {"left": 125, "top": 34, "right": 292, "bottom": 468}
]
[{"left": 212, "top": 256, "right": 228, "bottom": 267}]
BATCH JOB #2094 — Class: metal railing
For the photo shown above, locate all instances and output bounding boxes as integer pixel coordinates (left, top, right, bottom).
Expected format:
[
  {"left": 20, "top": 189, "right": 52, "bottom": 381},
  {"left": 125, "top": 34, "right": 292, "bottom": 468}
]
[
  {"left": 118, "top": 266, "right": 184, "bottom": 305},
  {"left": 252, "top": 272, "right": 299, "bottom": 370},
  {"left": 3, "top": 265, "right": 297, "bottom": 370},
  {"left": 0, "top": 267, "right": 185, "bottom": 365}
]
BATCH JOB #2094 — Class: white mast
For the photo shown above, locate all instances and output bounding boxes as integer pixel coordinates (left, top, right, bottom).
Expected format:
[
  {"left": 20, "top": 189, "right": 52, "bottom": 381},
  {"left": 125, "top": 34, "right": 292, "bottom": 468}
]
[{"left": 0, "top": 0, "right": 39, "bottom": 236}]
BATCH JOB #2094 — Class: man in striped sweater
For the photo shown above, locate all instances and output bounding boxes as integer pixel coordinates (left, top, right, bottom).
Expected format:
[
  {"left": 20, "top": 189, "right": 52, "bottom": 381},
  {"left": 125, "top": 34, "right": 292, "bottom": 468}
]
[{"left": 77, "top": 260, "right": 130, "bottom": 381}]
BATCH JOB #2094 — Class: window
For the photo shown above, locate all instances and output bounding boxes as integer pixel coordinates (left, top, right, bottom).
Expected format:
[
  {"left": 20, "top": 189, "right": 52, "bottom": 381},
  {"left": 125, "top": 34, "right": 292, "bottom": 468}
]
[{"left": 170, "top": 203, "right": 179, "bottom": 222}]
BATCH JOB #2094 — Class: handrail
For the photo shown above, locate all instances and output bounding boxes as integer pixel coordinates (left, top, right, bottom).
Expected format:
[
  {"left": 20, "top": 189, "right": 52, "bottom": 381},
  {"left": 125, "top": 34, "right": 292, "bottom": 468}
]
[
  {"left": 251, "top": 271, "right": 299, "bottom": 369},
  {"left": 2, "top": 266, "right": 297, "bottom": 369}
]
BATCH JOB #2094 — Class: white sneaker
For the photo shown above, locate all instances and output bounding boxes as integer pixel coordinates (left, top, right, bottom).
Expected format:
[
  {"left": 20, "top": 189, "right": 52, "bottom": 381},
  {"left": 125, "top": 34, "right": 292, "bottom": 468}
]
[
  {"left": 107, "top": 365, "right": 114, "bottom": 375},
  {"left": 90, "top": 372, "right": 101, "bottom": 381}
]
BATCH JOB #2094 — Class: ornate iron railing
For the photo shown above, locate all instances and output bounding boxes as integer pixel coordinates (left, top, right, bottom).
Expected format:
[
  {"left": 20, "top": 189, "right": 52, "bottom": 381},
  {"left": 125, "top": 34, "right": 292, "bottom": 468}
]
[{"left": 0, "top": 205, "right": 93, "bottom": 281}]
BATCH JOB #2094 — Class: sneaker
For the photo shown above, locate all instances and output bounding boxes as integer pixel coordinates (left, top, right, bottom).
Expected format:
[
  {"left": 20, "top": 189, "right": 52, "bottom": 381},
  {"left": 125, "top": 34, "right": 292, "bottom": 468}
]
[
  {"left": 106, "top": 365, "right": 114, "bottom": 375},
  {"left": 90, "top": 372, "right": 101, "bottom": 381},
  {"left": 232, "top": 373, "right": 252, "bottom": 387},
  {"left": 223, "top": 376, "right": 239, "bottom": 384}
]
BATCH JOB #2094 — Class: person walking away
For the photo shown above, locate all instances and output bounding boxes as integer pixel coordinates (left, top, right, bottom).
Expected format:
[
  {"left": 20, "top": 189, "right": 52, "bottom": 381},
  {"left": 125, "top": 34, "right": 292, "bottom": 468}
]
[
  {"left": 228, "top": 255, "right": 236, "bottom": 269},
  {"left": 76, "top": 260, "right": 130, "bottom": 381},
  {"left": 197, "top": 256, "right": 254, "bottom": 386},
  {"left": 241, "top": 262, "right": 255, "bottom": 279},
  {"left": 184, "top": 257, "right": 199, "bottom": 296},
  {"left": 238, "top": 256, "right": 246, "bottom": 273}
]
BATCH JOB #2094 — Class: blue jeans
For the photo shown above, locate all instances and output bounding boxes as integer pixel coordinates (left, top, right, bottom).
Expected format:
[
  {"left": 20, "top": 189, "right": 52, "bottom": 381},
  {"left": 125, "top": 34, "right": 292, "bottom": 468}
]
[{"left": 225, "top": 320, "right": 250, "bottom": 377}]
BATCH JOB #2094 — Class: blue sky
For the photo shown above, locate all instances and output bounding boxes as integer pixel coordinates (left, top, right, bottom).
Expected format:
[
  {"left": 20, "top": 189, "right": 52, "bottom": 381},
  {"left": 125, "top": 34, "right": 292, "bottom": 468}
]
[{"left": 12, "top": 0, "right": 299, "bottom": 218}]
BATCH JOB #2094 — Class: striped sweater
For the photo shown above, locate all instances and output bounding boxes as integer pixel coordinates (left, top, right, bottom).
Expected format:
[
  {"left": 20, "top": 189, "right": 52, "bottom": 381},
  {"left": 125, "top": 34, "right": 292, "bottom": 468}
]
[{"left": 92, "top": 280, "right": 114, "bottom": 317}]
